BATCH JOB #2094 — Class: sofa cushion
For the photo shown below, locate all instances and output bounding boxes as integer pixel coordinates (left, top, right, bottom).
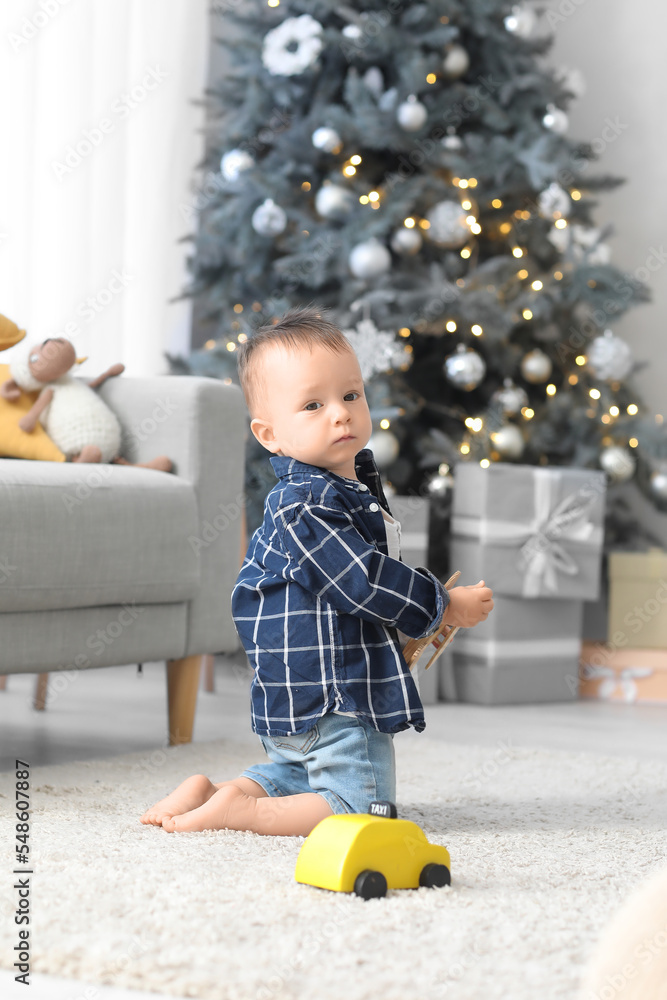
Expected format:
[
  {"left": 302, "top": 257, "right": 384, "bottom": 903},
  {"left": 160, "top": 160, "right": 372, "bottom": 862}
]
[
  {"left": 0, "top": 460, "right": 201, "bottom": 612},
  {"left": 0, "top": 364, "right": 67, "bottom": 462}
]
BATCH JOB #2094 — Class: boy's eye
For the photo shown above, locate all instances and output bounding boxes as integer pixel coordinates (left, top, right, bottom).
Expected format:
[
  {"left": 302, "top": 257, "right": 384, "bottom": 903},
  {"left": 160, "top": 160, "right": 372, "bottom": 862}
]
[{"left": 303, "top": 392, "right": 361, "bottom": 411}]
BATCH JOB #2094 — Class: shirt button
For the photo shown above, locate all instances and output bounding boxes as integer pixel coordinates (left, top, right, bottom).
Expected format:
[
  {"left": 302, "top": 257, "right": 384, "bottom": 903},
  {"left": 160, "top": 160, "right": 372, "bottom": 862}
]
[
  {"left": 359, "top": 484, "right": 369, "bottom": 491},
  {"left": 369, "top": 502, "right": 379, "bottom": 512}
]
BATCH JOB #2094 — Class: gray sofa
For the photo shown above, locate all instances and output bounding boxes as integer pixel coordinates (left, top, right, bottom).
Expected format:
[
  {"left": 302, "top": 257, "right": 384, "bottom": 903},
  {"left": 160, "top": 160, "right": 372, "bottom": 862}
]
[{"left": 0, "top": 374, "right": 247, "bottom": 744}]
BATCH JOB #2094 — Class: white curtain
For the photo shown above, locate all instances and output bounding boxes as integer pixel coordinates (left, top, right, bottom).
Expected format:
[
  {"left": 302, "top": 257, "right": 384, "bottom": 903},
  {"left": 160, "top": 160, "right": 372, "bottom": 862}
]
[{"left": 0, "top": 0, "right": 209, "bottom": 376}]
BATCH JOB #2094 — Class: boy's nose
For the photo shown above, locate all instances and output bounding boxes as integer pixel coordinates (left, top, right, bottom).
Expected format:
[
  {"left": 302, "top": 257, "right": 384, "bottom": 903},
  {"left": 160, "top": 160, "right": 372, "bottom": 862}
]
[{"left": 332, "top": 403, "right": 351, "bottom": 422}]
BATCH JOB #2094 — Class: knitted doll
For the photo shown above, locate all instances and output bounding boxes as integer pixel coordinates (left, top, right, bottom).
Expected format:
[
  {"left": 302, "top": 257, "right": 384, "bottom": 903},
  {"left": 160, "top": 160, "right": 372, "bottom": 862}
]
[{"left": 0, "top": 337, "right": 172, "bottom": 471}]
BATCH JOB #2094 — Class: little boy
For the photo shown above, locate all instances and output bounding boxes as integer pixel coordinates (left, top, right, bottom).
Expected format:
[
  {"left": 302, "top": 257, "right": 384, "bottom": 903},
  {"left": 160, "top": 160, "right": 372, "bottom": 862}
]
[{"left": 140, "top": 306, "right": 493, "bottom": 837}]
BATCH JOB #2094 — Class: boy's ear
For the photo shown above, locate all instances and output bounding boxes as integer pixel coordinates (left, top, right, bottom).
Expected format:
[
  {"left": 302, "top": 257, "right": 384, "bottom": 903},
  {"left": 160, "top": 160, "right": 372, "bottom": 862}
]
[{"left": 250, "top": 417, "right": 280, "bottom": 454}]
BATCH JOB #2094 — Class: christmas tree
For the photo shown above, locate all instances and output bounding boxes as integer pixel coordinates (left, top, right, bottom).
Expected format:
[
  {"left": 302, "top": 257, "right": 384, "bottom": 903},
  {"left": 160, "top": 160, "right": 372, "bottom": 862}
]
[{"left": 170, "top": 0, "right": 666, "bottom": 544}]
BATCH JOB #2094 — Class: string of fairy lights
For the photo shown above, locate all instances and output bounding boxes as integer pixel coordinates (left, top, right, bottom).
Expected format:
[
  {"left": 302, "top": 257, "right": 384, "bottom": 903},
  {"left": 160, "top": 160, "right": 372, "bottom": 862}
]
[{"left": 200, "top": 0, "right": 666, "bottom": 499}]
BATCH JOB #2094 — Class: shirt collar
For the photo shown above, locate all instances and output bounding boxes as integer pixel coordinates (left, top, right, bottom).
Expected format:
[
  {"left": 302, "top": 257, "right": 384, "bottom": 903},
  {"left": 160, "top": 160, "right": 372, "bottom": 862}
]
[{"left": 269, "top": 448, "right": 392, "bottom": 512}]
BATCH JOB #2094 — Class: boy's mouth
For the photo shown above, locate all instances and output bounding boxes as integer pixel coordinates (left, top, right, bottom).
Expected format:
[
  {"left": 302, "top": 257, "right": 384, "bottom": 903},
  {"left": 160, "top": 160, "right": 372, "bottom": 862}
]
[{"left": 335, "top": 434, "right": 355, "bottom": 442}]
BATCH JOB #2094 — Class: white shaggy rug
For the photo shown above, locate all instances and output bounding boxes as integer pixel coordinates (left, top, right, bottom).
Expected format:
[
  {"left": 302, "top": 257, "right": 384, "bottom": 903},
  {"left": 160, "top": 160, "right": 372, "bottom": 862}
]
[{"left": 1, "top": 735, "right": 667, "bottom": 1000}]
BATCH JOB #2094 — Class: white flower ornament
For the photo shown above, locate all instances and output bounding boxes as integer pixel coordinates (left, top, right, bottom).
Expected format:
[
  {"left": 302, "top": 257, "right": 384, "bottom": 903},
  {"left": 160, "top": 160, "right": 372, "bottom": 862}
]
[{"left": 262, "top": 15, "right": 324, "bottom": 77}]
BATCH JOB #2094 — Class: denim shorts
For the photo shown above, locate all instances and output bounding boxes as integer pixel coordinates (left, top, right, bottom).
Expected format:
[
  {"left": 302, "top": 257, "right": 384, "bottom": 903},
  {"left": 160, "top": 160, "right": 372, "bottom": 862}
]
[{"left": 240, "top": 712, "right": 395, "bottom": 816}]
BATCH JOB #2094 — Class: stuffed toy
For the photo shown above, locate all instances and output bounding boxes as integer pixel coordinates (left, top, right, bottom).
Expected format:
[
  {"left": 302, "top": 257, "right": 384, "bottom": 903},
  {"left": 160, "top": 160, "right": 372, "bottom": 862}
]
[
  {"left": 0, "top": 314, "right": 64, "bottom": 460},
  {"left": 0, "top": 336, "right": 172, "bottom": 471}
]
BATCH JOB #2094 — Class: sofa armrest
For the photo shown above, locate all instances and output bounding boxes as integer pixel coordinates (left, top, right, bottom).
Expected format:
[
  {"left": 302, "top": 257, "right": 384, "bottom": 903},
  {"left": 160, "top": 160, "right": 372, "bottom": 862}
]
[{"left": 98, "top": 374, "right": 247, "bottom": 656}]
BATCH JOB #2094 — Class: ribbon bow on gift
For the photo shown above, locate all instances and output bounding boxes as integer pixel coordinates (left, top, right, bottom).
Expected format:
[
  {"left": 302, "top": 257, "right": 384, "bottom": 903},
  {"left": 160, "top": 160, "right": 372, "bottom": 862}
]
[
  {"left": 518, "top": 476, "right": 600, "bottom": 597},
  {"left": 583, "top": 664, "right": 654, "bottom": 703},
  {"left": 452, "top": 469, "right": 603, "bottom": 598}
]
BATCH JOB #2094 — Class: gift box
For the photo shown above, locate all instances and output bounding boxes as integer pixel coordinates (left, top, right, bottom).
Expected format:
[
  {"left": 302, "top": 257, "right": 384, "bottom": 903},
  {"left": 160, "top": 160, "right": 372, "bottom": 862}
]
[
  {"left": 607, "top": 549, "right": 667, "bottom": 650},
  {"left": 449, "top": 595, "right": 583, "bottom": 704},
  {"left": 388, "top": 493, "right": 430, "bottom": 570},
  {"left": 579, "top": 641, "right": 667, "bottom": 703},
  {"left": 450, "top": 463, "right": 606, "bottom": 600},
  {"left": 386, "top": 493, "right": 439, "bottom": 705}
]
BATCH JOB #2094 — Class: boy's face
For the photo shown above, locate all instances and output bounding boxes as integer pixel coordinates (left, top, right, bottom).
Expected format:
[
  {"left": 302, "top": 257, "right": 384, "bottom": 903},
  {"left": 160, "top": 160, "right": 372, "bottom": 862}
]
[{"left": 250, "top": 343, "right": 373, "bottom": 479}]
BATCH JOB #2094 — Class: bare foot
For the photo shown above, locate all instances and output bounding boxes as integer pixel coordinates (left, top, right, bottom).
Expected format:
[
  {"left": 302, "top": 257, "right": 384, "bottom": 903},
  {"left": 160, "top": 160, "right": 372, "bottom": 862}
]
[
  {"left": 140, "top": 774, "right": 217, "bottom": 826},
  {"left": 162, "top": 785, "right": 250, "bottom": 833},
  {"left": 162, "top": 785, "right": 332, "bottom": 836},
  {"left": 73, "top": 444, "right": 102, "bottom": 463}
]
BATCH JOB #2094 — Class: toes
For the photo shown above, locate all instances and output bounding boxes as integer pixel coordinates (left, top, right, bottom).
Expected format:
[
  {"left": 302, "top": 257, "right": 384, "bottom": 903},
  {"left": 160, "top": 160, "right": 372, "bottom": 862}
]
[
  {"left": 162, "top": 816, "right": 176, "bottom": 833},
  {"left": 140, "top": 810, "right": 169, "bottom": 825}
]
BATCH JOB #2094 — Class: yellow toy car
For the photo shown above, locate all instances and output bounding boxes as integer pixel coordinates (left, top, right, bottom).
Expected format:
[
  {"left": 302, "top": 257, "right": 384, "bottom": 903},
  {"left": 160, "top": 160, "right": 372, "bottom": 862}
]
[{"left": 295, "top": 801, "right": 451, "bottom": 899}]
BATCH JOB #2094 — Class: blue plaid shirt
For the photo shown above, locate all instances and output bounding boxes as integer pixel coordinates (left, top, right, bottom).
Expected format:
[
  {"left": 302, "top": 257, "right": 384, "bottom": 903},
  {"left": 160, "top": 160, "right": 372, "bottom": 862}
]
[{"left": 231, "top": 448, "right": 449, "bottom": 737}]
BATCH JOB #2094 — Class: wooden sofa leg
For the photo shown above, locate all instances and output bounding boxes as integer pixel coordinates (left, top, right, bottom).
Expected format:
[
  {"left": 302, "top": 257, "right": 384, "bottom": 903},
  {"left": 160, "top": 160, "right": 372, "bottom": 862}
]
[
  {"left": 202, "top": 653, "right": 215, "bottom": 693},
  {"left": 0, "top": 675, "right": 7, "bottom": 691},
  {"left": 34, "top": 673, "right": 49, "bottom": 711},
  {"left": 167, "top": 655, "right": 202, "bottom": 746}
]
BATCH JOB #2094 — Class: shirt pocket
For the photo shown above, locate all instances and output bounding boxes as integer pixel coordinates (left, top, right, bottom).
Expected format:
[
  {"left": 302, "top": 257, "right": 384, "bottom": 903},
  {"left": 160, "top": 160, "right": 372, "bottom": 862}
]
[{"left": 270, "top": 724, "right": 319, "bottom": 755}]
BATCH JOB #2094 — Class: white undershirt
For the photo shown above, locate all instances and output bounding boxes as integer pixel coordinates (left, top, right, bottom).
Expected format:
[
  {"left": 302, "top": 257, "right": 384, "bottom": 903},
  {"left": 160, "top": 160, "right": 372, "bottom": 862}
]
[
  {"left": 334, "top": 508, "right": 409, "bottom": 716},
  {"left": 380, "top": 510, "right": 410, "bottom": 652}
]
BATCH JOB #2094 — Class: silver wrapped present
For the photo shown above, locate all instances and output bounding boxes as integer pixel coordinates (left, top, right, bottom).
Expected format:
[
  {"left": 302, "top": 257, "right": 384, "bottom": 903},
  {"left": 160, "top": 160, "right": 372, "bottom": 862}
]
[
  {"left": 451, "top": 463, "right": 606, "bottom": 600},
  {"left": 388, "top": 493, "right": 438, "bottom": 705},
  {"left": 450, "top": 595, "right": 583, "bottom": 704},
  {"left": 387, "top": 493, "right": 430, "bottom": 569}
]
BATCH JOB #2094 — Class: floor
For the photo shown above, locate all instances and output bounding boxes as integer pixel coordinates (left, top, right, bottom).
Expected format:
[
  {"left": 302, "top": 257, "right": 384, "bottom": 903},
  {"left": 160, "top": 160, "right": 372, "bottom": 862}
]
[{"left": 1, "top": 654, "right": 666, "bottom": 1000}]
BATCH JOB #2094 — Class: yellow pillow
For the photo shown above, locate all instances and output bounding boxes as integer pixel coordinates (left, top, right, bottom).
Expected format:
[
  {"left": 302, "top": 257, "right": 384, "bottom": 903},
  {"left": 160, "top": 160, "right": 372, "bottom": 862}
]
[{"left": 0, "top": 363, "right": 66, "bottom": 461}]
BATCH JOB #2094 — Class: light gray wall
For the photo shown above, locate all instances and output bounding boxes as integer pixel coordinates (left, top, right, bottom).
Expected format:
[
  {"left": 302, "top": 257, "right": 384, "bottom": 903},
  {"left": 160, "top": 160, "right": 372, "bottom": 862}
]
[{"left": 548, "top": 0, "right": 667, "bottom": 542}]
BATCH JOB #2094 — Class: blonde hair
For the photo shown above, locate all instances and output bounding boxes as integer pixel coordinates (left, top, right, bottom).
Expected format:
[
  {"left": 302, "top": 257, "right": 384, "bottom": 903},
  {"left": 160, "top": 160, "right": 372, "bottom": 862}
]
[{"left": 236, "top": 305, "right": 353, "bottom": 418}]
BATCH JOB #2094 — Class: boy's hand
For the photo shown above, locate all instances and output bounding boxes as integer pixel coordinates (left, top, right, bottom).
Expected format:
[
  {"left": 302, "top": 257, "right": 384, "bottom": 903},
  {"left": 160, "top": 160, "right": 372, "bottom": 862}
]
[{"left": 442, "top": 580, "right": 494, "bottom": 628}]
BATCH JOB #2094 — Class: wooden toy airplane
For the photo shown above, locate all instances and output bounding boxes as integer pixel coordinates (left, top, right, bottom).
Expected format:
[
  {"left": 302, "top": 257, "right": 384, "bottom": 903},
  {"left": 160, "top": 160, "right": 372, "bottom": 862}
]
[{"left": 402, "top": 570, "right": 461, "bottom": 672}]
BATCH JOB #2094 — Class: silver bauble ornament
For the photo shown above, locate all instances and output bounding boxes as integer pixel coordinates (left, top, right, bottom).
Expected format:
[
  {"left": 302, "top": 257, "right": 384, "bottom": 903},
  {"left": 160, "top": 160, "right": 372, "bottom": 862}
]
[
  {"left": 220, "top": 148, "right": 254, "bottom": 181},
  {"left": 425, "top": 200, "right": 470, "bottom": 248},
  {"left": 312, "top": 126, "right": 342, "bottom": 152},
  {"left": 491, "top": 424, "right": 524, "bottom": 459},
  {"left": 587, "top": 330, "right": 634, "bottom": 381},
  {"left": 650, "top": 469, "right": 667, "bottom": 501},
  {"left": 441, "top": 133, "right": 463, "bottom": 151},
  {"left": 521, "top": 349, "right": 552, "bottom": 384},
  {"left": 538, "top": 182, "right": 571, "bottom": 218},
  {"left": 543, "top": 104, "right": 569, "bottom": 134},
  {"left": 491, "top": 378, "right": 529, "bottom": 416},
  {"left": 368, "top": 428, "right": 400, "bottom": 469},
  {"left": 444, "top": 344, "right": 486, "bottom": 391},
  {"left": 600, "top": 445, "right": 636, "bottom": 483},
  {"left": 442, "top": 44, "right": 470, "bottom": 79},
  {"left": 390, "top": 227, "right": 423, "bottom": 256},
  {"left": 349, "top": 238, "right": 391, "bottom": 279},
  {"left": 504, "top": 5, "right": 538, "bottom": 37},
  {"left": 314, "top": 184, "right": 354, "bottom": 219},
  {"left": 251, "top": 198, "right": 287, "bottom": 236},
  {"left": 396, "top": 95, "right": 428, "bottom": 132}
]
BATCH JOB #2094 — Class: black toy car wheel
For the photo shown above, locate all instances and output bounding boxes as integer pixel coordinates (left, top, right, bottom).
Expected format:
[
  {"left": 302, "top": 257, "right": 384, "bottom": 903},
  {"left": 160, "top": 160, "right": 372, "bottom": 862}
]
[
  {"left": 354, "top": 869, "right": 388, "bottom": 899},
  {"left": 419, "top": 863, "right": 451, "bottom": 889}
]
